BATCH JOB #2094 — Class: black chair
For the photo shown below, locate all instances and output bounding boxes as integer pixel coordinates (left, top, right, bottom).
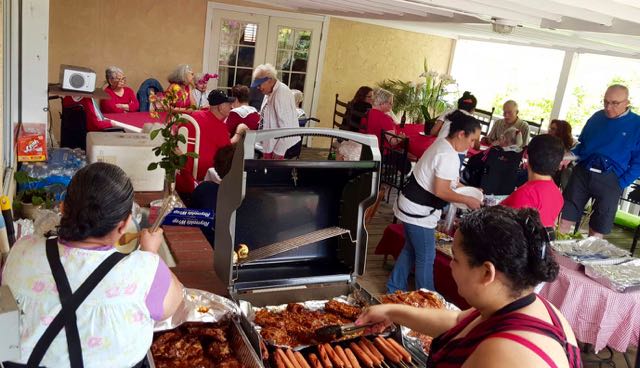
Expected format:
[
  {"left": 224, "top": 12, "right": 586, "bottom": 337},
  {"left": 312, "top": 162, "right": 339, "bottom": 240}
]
[
  {"left": 473, "top": 107, "right": 494, "bottom": 137},
  {"left": 380, "top": 130, "right": 410, "bottom": 201},
  {"left": 477, "top": 148, "right": 524, "bottom": 195},
  {"left": 524, "top": 118, "right": 544, "bottom": 137},
  {"left": 619, "top": 183, "right": 640, "bottom": 255},
  {"left": 60, "top": 104, "right": 89, "bottom": 150}
]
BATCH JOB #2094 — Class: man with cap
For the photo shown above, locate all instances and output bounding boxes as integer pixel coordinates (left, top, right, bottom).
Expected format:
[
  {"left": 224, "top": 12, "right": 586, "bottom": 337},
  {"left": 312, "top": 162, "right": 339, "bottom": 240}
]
[
  {"left": 251, "top": 63, "right": 302, "bottom": 159},
  {"left": 175, "top": 90, "right": 234, "bottom": 194}
]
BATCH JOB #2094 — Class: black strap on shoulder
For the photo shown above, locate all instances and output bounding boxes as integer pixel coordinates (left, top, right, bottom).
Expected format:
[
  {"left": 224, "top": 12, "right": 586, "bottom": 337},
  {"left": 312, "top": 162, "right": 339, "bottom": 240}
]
[
  {"left": 25, "top": 238, "right": 127, "bottom": 368},
  {"left": 44, "top": 238, "right": 83, "bottom": 368}
]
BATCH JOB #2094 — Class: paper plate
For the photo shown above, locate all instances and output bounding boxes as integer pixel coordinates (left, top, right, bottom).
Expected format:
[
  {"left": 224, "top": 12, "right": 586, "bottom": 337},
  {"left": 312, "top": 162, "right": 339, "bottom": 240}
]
[{"left": 453, "top": 186, "right": 484, "bottom": 210}]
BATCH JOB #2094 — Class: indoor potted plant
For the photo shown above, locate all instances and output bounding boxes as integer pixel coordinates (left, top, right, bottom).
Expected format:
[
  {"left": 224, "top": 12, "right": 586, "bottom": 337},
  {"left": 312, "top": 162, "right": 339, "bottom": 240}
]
[{"left": 14, "top": 171, "right": 55, "bottom": 219}]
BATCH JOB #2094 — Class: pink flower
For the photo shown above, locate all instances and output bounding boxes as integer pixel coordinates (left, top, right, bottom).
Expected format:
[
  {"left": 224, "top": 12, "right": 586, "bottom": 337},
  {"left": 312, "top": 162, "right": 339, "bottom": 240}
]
[
  {"left": 105, "top": 287, "right": 120, "bottom": 298},
  {"left": 87, "top": 336, "right": 102, "bottom": 348},
  {"left": 124, "top": 283, "right": 137, "bottom": 295},
  {"left": 32, "top": 281, "right": 45, "bottom": 293}
]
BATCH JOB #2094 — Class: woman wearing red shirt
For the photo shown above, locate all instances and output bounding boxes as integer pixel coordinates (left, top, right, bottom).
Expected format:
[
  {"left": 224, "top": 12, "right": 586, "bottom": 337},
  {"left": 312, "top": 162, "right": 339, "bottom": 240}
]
[{"left": 99, "top": 66, "right": 140, "bottom": 113}]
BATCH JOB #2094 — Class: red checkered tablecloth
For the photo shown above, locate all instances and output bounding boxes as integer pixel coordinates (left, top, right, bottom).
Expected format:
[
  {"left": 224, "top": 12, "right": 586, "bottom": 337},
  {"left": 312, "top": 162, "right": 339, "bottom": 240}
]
[{"left": 539, "top": 265, "right": 640, "bottom": 352}]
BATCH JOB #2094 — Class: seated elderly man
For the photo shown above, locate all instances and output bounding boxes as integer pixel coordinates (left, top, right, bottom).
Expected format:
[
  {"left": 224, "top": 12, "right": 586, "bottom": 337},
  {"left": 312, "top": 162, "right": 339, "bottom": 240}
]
[
  {"left": 250, "top": 63, "right": 301, "bottom": 159},
  {"left": 483, "top": 100, "right": 529, "bottom": 148}
]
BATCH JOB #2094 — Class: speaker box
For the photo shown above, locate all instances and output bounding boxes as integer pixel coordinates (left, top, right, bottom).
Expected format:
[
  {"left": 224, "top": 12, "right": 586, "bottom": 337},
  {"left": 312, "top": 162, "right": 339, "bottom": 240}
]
[{"left": 59, "top": 64, "right": 96, "bottom": 93}]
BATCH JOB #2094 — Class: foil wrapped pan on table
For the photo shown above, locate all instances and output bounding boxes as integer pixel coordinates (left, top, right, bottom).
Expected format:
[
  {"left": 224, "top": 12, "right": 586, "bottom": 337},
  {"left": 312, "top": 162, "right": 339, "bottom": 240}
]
[
  {"left": 155, "top": 288, "right": 240, "bottom": 331},
  {"left": 552, "top": 237, "right": 630, "bottom": 266},
  {"left": 585, "top": 259, "right": 640, "bottom": 293}
]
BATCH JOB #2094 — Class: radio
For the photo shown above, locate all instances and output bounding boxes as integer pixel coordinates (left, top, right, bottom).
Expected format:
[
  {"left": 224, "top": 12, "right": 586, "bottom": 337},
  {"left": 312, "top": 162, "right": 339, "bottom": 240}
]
[{"left": 59, "top": 64, "right": 96, "bottom": 93}]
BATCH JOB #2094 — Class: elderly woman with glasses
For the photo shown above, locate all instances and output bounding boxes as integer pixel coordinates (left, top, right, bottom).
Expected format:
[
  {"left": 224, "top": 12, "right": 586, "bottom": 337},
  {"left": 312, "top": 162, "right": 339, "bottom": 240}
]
[
  {"left": 99, "top": 66, "right": 140, "bottom": 114},
  {"left": 166, "top": 64, "right": 196, "bottom": 113}
]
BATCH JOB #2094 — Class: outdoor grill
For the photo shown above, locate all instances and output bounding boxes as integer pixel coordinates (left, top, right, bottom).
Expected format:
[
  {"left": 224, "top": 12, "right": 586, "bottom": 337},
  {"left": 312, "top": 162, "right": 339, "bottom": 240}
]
[{"left": 213, "top": 128, "right": 390, "bottom": 361}]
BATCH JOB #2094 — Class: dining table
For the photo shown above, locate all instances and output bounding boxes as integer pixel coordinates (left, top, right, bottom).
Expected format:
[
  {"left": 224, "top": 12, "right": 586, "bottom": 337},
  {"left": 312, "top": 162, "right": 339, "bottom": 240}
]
[
  {"left": 104, "top": 112, "right": 167, "bottom": 132},
  {"left": 394, "top": 124, "right": 437, "bottom": 159}
]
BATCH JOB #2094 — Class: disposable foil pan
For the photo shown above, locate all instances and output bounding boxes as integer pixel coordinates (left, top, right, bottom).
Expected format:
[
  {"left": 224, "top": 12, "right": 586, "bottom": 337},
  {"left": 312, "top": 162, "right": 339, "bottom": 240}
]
[
  {"left": 585, "top": 259, "right": 640, "bottom": 293},
  {"left": 154, "top": 288, "right": 240, "bottom": 331},
  {"left": 552, "top": 237, "right": 629, "bottom": 266}
]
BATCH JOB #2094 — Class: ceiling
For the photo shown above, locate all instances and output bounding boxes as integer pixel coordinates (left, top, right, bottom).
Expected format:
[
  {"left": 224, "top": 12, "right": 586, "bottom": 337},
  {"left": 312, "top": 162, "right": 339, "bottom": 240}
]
[{"left": 246, "top": 0, "right": 640, "bottom": 58}]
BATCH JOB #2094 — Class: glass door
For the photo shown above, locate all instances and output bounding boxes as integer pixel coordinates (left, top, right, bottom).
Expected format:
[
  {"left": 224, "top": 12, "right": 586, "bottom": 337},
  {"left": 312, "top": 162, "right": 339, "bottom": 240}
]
[
  {"left": 208, "top": 10, "right": 268, "bottom": 92},
  {"left": 265, "top": 17, "right": 322, "bottom": 116}
]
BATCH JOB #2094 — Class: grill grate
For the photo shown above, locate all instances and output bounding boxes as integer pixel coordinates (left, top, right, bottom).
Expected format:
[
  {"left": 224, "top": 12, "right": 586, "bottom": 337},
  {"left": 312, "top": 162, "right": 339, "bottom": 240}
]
[{"left": 239, "top": 227, "right": 353, "bottom": 264}]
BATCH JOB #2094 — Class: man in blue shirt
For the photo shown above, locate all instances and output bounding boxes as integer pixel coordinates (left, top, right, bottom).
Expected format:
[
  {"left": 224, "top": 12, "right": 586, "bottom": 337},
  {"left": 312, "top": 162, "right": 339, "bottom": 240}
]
[{"left": 560, "top": 85, "right": 640, "bottom": 237}]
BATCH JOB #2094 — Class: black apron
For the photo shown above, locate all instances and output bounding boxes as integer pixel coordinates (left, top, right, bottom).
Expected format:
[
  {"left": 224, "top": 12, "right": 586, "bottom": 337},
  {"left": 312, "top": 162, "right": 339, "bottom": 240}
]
[{"left": 3, "top": 238, "right": 128, "bottom": 368}]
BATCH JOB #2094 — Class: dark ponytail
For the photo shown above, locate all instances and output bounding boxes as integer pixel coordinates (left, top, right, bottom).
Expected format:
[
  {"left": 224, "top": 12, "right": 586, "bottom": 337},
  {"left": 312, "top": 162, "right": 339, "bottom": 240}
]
[
  {"left": 458, "top": 206, "right": 559, "bottom": 295},
  {"left": 457, "top": 91, "right": 477, "bottom": 112},
  {"left": 447, "top": 110, "right": 481, "bottom": 139},
  {"left": 58, "top": 162, "right": 134, "bottom": 241}
]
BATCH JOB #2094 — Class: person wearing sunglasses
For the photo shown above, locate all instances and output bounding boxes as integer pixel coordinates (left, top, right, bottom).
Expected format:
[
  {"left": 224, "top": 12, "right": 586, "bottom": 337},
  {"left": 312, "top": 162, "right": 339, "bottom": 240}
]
[{"left": 559, "top": 84, "right": 640, "bottom": 238}]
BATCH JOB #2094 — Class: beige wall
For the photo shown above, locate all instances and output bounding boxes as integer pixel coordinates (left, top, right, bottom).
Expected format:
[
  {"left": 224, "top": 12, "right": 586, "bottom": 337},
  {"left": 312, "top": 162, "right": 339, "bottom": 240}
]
[
  {"left": 0, "top": 1, "right": 4, "bottom": 188},
  {"left": 48, "top": 1, "right": 454, "bottom": 148},
  {"left": 313, "top": 17, "right": 454, "bottom": 145}
]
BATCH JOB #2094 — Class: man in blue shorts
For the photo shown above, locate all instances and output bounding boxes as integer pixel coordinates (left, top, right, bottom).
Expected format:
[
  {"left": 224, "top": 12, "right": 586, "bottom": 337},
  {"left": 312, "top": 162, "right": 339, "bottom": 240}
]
[{"left": 560, "top": 84, "right": 640, "bottom": 237}]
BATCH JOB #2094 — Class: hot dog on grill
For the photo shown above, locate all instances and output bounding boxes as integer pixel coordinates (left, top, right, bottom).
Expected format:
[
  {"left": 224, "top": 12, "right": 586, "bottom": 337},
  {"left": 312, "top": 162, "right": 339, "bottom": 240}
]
[
  {"left": 309, "top": 353, "right": 324, "bottom": 368},
  {"left": 360, "top": 338, "right": 384, "bottom": 362},
  {"left": 277, "top": 348, "right": 296, "bottom": 368},
  {"left": 344, "top": 348, "right": 361, "bottom": 368},
  {"left": 385, "top": 337, "right": 412, "bottom": 363},
  {"left": 286, "top": 349, "right": 304, "bottom": 368},
  {"left": 334, "top": 345, "right": 352, "bottom": 368},
  {"left": 356, "top": 341, "right": 381, "bottom": 366},
  {"left": 349, "top": 342, "right": 374, "bottom": 368},
  {"left": 274, "top": 350, "right": 286, "bottom": 368},
  {"left": 324, "top": 343, "right": 345, "bottom": 368},
  {"left": 373, "top": 337, "right": 401, "bottom": 364},
  {"left": 318, "top": 343, "right": 334, "bottom": 368},
  {"left": 294, "top": 351, "right": 312, "bottom": 368}
]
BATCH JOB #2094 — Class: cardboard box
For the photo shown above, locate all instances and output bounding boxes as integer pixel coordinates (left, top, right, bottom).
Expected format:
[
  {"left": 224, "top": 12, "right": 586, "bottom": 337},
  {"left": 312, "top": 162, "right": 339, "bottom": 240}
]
[
  {"left": 17, "top": 123, "right": 47, "bottom": 162},
  {"left": 86, "top": 132, "right": 165, "bottom": 191},
  {"left": 0, "top": 285, "right": 20, "bottom": 361}
]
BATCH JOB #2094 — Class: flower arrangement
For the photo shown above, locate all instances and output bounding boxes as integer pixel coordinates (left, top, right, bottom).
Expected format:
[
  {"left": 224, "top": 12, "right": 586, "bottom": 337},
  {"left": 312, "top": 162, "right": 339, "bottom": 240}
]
[
  {"left": 377, "top": 58, "right": 457, "bottom": 123},
  {"left": 147, "top": 84, "right": 199, "bottom": 191}
]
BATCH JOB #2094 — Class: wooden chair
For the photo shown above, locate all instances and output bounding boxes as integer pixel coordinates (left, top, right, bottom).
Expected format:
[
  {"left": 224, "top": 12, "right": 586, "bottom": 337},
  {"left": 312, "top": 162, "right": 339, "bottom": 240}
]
[
  {"left": 380, "top": 130, "right": 410, "bottom": 201},
  {"left": 524, "top": 118, "right": 544, "bottom": 137},
  {"left": 473, "top": 107, "right": 494, "bottom": 137}
]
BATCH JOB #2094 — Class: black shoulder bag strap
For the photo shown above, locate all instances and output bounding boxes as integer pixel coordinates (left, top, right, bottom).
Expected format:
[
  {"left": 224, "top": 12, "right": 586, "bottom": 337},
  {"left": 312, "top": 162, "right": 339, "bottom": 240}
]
[{"left": 23, "top": 238, "right": 127, "bottom": 368}]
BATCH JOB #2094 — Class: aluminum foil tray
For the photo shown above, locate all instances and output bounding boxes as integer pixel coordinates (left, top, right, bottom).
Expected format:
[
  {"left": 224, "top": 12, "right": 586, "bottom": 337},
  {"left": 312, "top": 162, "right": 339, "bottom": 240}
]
[
  {"left": 552, "top": 237, "right": 630, "bottom": 266},
  {"left": 585, "top": 259, "right": 640, "bottom": 293}
]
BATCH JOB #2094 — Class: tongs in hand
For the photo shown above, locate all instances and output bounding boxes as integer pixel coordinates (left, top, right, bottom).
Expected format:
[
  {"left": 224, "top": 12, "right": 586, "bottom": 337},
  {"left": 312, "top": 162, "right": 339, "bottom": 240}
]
[{"left": 315, "top": 322, "right": 376, "bottom": 342}]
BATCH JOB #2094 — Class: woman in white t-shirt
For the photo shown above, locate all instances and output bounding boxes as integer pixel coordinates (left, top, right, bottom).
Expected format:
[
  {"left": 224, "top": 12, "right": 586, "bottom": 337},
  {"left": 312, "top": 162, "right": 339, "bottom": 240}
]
[{"left": 388, "top": 110, "right": 483, "bottom": 293}]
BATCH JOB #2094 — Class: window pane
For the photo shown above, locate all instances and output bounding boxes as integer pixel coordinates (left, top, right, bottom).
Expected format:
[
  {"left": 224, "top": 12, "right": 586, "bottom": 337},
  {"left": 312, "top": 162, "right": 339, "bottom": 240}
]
[
  {"left": 294, "top": 30, "right": 311, "bottom": 51},
  {"left": 559, "top": 53, "right": 640, "bottom": 133},
  {"left": 451, "top": 39, "right": 564, "bottom": 125},
  {"left": 281, "top": 72, "right": 291, "bottom": 86},
  {"left": 291, "top": 54, "right": 308, "bottom": 72},
  {"left": 277, "top": 50, "right": 292, "bottom": 71},
  {"left": 221, "top": 19, "right": 246, "bottom": 44},
  {"left": 218, "top": 66, "right": 235, "bottom": 88},
  {"left": 218, "top": 44, "right": 235, "bottom": 66},
  {"left": 278, "top": 27, "right": 294, "bottom": 49},
  {"left": 236, "top": 68, "right": 253, "bottom": 87},
  {"left": 237, "top": 46, "right": 255, "bottom": 67},
  {"left": 290, "top": 73, "right": 305, "bottom": 91}
]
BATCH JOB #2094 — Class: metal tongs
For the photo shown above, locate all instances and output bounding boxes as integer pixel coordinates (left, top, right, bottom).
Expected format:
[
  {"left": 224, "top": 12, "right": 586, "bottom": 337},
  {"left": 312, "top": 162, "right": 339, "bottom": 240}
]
[
  {"left": 315, "top": 322, "right": 376, "bottom": 342},
  {"left": 118, "top": 194, "right": 179, "bottom": 245}
]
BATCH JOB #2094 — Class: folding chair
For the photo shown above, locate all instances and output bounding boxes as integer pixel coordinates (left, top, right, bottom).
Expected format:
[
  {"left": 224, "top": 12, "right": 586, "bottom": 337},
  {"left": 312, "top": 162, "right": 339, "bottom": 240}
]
[{"left": 380, "top": 130, "right": 410, "bottom": 201}]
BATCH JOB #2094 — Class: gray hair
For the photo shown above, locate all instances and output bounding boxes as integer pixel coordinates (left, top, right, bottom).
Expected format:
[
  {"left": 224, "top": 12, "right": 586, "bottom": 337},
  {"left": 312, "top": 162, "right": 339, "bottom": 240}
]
[
  {"left": 291, "top": 89, "right": 304, "bottom": 106},
  {"left": 373, "top": 88, "right": 393, "bottom": 107},
  {"left": 252, "top": 63, "right": 278, "bottom": 81},
  {"left": 105, "top": 66, "right": 123, "bottom": 81},
  {"left": 168, "top": 64, "right": 193, "bottom": 85},
  {"left": 503, "top": 100, "right": 519, "bottom": 111},
  {"left": 607, "top": 84, "right": 629, "bottom": 99}
]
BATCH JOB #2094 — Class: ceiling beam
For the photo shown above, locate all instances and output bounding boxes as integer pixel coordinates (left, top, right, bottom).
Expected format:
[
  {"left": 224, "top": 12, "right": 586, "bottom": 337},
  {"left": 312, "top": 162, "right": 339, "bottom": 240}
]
[
  {"left": 412, "top": 0, "right": 543, "bottom": 26},
  {"left": 549, "top": 0, "right": 640, "bottom": 25},
  {"left": 281, "top": 0, "right": 387, "bottom": 15},
  {"left": 386, "top": 0, "right": 456, "bottom": 17},
  {"left": 478, "top": 0, "right": 613, "bottom": 26},
  {"left": 468, "top": 0, "right": 563, "bottom": 22},
  {"left": 541, "top": 17, "right": 640, "bottom": 36}
]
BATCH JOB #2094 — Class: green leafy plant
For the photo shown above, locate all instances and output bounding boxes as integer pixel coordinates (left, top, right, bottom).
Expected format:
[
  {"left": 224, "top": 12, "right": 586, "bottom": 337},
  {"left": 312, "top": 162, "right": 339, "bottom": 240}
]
[
  {"left": 147, "top": 85, "right": 199, "bottom": 186},
  {"left": 14, "top": 171, "right": 54, "bottom": 209},
  {"left": 377, "top": 58, "right": 456, "bottom": 123}
]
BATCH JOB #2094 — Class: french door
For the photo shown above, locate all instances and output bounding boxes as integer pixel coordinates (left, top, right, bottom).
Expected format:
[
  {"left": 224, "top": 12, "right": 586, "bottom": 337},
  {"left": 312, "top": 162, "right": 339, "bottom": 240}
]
[{"left": 207, "top": 10, "right": 322, "bottom": 116}]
